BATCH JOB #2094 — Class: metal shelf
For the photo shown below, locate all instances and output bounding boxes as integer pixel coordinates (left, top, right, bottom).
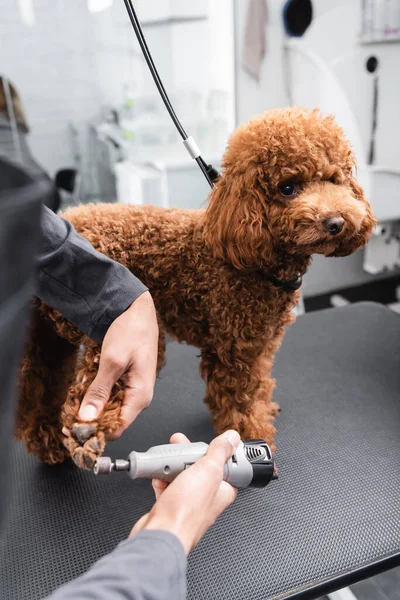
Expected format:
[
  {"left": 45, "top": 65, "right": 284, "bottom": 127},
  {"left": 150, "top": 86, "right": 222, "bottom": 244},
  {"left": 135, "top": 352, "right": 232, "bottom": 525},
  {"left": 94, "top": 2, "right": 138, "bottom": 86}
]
[
  {"left": 359, "top": 34, "right": 400, "bottom": 44},
  {"left": 138, "top": 16, "right": 208, "bottom": 28}
]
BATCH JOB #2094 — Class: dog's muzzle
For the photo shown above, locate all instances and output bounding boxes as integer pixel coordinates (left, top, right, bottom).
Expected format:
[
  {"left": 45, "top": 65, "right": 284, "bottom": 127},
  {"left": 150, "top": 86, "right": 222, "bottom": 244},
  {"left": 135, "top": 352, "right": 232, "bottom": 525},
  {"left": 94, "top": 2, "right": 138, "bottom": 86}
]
[{"left": 322, "top": 216, "right": 345, "bottom": 235}]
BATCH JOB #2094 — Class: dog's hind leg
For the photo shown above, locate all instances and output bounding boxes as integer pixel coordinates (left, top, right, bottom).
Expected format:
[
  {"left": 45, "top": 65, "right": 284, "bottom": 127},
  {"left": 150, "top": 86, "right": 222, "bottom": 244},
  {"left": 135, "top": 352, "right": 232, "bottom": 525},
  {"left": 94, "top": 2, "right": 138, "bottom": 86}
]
[{"left": 17, "top": 304, "right": 81, "bottom": 464}]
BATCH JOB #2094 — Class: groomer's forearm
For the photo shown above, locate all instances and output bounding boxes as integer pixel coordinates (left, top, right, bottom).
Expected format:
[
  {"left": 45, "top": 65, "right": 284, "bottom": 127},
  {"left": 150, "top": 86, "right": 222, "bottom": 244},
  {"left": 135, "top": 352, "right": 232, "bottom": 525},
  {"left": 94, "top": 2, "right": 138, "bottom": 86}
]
[
  {"left": 44, "top": 531, "right": 187, "bottom": 600},
  {"left": 37, "top": 206, "right": 147, "bottom": 341}
]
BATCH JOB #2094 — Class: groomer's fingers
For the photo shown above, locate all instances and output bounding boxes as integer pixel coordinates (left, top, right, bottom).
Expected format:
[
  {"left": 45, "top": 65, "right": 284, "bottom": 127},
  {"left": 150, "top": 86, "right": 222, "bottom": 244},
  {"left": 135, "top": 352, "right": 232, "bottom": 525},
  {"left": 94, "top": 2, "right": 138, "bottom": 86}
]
[
  {"left": 152, "top": 479, "right": 168, "bottom": 500},
  {"left": 108, "top": 379, "right": 155, "bottom": 439},
  {"left": 80, "top": 346, "right": 155, "bottom": 430},
  {"left": 78, "top": 341, "right": 127, "bottom": 422},
  {"left": 78, "top": 371, "right": 116, "bottom": 422},
  {"left": 170, "top": 432, "right": 190, "bottom": 444},
  {"left": 152, "top": 433, "right": 191, "bottom": 499},
  {"left": 131, "top": 513, "right": 150, "bottom": 534},
  {"left": 214, "top": 480, "right": 238, "bottom": 512},
  {"left": 201, "top": 430, "right": 240, "bottom": 475},
  {"left": 79, "top": 292, "right": 158, "bottom": 431}
]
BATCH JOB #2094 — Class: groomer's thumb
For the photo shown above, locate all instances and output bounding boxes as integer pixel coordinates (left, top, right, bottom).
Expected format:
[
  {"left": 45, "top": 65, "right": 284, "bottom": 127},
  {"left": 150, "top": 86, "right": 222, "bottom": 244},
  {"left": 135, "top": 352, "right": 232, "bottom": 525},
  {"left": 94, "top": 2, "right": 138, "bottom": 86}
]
[{"left": 79, "top": 375, "right": 113, "bottom": 421}]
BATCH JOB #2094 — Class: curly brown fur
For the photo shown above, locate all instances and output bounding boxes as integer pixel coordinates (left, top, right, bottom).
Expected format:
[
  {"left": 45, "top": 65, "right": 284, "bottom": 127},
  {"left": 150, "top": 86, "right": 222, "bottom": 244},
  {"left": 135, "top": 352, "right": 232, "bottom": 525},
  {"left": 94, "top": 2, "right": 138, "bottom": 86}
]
[
  {"left": 17, "top": 107, "right": 375, "bottom": 468},
  {"left": 17, "top": 299, "right": 80, "bottom": 463}
]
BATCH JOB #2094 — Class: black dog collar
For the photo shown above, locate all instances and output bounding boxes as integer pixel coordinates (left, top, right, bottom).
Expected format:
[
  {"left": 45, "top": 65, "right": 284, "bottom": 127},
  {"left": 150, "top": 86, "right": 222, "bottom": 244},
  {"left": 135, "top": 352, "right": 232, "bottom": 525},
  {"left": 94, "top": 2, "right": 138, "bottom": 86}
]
[{"left": 266, "top": 273, "right": 303, "bottom": 292}]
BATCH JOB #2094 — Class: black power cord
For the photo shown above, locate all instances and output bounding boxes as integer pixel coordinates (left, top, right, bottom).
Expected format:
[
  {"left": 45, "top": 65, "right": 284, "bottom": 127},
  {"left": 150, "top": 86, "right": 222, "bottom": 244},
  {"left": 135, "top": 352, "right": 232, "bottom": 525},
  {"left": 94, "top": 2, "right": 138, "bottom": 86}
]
[
  {"left": 366, "top": 55, "right": 379, "bottom": 166},
  {"left": 122, "top": 0, "right": 219, "bottom": 188}
]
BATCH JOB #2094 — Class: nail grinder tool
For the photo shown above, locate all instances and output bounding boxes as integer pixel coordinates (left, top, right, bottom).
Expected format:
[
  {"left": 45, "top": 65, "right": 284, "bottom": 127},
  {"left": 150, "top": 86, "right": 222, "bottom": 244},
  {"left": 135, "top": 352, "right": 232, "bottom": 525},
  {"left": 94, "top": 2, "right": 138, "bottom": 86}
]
[{"left": 94, "top": 439, "right": 277, "bottom": 489}]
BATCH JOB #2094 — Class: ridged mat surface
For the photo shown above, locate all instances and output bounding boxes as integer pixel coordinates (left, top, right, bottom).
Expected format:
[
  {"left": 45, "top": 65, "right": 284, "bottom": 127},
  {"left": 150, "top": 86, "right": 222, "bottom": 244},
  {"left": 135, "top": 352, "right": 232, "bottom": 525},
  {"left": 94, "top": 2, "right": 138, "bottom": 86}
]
[{"left": 1, "top": 302, "right": 399, "bottom": 599}]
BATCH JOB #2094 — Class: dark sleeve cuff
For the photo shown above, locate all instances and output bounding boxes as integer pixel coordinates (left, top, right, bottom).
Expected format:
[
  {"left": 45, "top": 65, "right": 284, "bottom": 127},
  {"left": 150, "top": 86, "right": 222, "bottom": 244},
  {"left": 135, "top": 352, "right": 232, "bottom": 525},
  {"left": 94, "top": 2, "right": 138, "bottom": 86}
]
[{"left": 87, "top": 265, "right": 148, "bottom": 342}]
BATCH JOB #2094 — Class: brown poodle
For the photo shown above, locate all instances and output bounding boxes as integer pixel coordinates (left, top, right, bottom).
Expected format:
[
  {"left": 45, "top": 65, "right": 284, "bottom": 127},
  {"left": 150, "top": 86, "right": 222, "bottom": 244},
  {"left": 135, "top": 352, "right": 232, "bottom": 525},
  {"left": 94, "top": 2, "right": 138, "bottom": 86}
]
[{"left": 17, "top": 107, "right": 375, "bottom": 469}]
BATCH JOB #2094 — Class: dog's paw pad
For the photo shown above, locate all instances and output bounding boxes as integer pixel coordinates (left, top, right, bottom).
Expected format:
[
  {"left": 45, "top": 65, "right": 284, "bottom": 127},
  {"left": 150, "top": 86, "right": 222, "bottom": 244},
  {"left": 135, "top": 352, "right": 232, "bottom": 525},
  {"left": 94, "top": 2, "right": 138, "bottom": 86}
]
[
  {"left": 82, "top": 450, "right": 97, "bottom": 470},
  {"left": 71, "top": 445, "right": 96, "bottom": 470},
  {"left": 71, "top": 423, "right": 97, "bottom": 444},
  {"left": 85, "top": 437, "right": 101, "bottom": 453},
  {"left": 70, "top": 433, "right": 105, "bottom": 470},
  {"left": 71, "top": 447, "right": 91, "bottom": 469},
  {"left": 63, "top": 435, "right": 77, "bottom": 454}
]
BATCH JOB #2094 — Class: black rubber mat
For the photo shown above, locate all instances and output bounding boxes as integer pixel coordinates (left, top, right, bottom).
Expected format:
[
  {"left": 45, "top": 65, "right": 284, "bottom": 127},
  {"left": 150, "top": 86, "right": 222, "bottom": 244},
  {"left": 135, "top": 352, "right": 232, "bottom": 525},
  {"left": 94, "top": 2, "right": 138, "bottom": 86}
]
[{"left": 1, "top": 302, "right": 400, "bottom": 599}]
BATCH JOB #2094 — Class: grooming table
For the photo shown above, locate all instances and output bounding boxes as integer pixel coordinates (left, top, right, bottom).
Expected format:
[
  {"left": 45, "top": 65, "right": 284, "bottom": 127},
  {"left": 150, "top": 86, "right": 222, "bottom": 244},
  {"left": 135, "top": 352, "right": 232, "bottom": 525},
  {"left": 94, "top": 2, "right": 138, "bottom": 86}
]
[{"left": 1, "top": 302, "right": 399, "bottom": 600}]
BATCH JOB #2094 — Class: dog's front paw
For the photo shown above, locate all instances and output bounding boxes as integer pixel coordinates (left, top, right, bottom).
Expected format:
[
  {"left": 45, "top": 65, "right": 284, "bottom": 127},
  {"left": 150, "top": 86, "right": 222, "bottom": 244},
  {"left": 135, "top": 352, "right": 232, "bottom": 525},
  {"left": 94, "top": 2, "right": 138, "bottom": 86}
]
[{"left": 63, "top": 422, "right": 106, "bottom": 469}]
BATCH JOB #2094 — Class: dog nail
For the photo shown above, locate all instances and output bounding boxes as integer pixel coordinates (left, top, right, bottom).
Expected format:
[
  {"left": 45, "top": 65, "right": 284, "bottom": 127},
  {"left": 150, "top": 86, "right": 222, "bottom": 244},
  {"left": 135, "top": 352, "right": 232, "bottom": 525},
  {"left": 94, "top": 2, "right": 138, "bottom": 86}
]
[
  {"left": 71, "top": 423, "right": 97, "bottom": 443},
  {"left": 87, "top": 438, "right": 100, "bottom": 452},
  {"left": 83, "top": 453, "right": 95, "bottom": 469},
  {"left": 63, "top": 437, "right": 75, "bottom": 452},
  {"left": 62, "top": 427, "right": 70, "bottom": 437},
  {"left": 72, "top": 448, "right": 84, "bottom": 468}
]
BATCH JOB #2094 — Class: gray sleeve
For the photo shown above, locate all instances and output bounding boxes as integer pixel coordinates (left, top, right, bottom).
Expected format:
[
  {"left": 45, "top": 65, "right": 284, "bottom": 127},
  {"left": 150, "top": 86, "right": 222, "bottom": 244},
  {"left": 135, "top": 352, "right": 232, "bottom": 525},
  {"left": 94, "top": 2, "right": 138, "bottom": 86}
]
[
  {"left": 37, "top": 205, "right": 148, "bottom": 342},
  {"left": 44, "top": 531, "right": 187, "bottom": 600}
]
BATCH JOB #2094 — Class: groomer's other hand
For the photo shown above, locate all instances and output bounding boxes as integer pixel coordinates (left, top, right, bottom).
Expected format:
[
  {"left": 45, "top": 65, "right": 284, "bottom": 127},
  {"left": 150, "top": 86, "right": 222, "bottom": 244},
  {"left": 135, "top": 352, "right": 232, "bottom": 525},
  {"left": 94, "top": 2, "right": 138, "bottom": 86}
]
[
  {"left": 130, "top": 430, "right": 240, "bottom": 555},
  {"left": 78, "top": 291, "right": 158, "bottom": 438}
]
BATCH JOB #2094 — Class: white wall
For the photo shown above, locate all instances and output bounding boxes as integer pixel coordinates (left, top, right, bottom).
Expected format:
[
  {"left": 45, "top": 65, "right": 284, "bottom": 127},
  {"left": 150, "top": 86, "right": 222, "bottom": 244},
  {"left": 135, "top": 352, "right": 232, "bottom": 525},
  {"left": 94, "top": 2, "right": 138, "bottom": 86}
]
[
  {"left": 1, "top": 0, "right": 235, "bottom": 202},
  {"left": 0, "top": 0, "right": 99, "bottom": 178},
  {"left": 234, "top": 0, "right": 400, "bottom": 296},
  {"left": 298, "top": 0, "right": 400, "bottom": 171},
  {"left": 234, "top": 0, "right": 288, "bottom": 121}
]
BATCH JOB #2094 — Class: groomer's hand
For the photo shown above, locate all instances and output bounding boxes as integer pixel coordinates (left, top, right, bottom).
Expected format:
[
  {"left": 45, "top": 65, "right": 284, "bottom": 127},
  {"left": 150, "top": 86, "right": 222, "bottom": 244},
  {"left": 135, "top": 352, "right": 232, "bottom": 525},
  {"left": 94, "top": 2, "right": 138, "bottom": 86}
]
[
  {"left": 130, "top": 430, "right": 240, "bottom": 554},
  {"left": 78, "top": 291, "right": 158, "bottom": 438}
]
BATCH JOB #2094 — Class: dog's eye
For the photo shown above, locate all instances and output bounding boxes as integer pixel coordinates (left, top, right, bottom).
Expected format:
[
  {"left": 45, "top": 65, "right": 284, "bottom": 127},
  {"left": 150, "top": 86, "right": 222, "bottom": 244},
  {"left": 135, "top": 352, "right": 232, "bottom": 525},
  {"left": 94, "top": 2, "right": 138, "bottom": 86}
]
[
  {"left": 328, "top": 177, "right": 336, "bottom": 184},
  {"left": 278, "top": 183, "right": 298, "bottom": 197}
]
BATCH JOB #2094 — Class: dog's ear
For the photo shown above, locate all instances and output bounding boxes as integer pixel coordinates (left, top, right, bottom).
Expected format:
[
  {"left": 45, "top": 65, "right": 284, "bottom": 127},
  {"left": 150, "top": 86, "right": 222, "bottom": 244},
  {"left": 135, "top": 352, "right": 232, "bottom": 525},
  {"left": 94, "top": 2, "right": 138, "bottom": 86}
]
[
  {"left": 349, "top": 174, "right": 376, "bottom": 235},
  {"left": 203, "top": 172, "right": 273, "bottom": 270},
  {"left": 349, "top": 174, "right": 376, "bottom": 222},
  {"left": 348, "top": 175, "right": 365, "bottom": 201}
]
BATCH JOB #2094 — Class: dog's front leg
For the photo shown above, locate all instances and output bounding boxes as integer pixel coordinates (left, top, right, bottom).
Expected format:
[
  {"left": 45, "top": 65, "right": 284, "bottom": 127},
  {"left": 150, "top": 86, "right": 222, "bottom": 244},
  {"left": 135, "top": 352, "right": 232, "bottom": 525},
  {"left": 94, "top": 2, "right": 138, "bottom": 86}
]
[
  {"left": 61, "top": 340, "right": 114, "bottom": 469},
  {"left": 62, "top": 327, "right": 167, "bottom": 469},
  {"left": 200, "top": 349, "right": 278, "bottom": 451}
]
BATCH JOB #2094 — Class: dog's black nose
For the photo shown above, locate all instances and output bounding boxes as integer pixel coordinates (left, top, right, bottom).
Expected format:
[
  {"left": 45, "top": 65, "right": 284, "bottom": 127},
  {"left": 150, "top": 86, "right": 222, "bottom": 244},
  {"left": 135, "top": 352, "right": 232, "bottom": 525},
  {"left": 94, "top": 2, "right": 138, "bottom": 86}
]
[{"left": 323, "top": 216, "right": 345, "bottom": 235}]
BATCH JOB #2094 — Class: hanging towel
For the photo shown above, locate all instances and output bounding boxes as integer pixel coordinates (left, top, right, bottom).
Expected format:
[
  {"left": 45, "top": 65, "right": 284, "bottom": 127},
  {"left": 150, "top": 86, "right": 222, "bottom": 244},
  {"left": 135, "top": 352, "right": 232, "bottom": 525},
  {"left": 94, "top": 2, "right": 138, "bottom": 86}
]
[{"left": 242, "top": 0, "right": 268, "bottom": 82}]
